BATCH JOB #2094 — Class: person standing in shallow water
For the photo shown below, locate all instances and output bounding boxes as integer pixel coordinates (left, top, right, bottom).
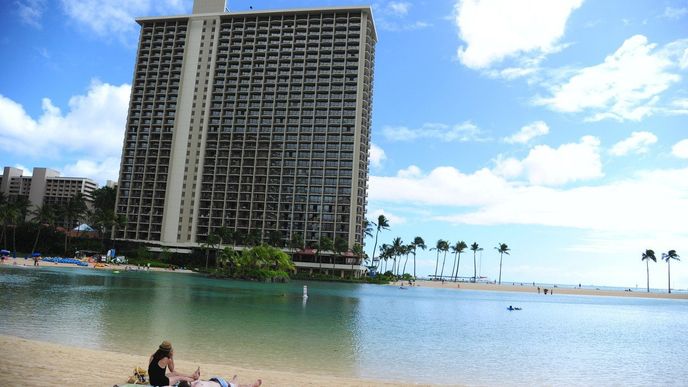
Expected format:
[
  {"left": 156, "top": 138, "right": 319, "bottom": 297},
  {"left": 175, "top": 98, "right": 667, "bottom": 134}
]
[{"left": 148, "top": 340, "right": 200, "bottom": 386}]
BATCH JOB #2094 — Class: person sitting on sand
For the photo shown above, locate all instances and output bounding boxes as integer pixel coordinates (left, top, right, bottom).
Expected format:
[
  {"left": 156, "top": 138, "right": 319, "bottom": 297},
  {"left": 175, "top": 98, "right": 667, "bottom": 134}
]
[
  {"left": 148, "top": 340, "right": 200, "bottom": 386},
  {"left": 178, "top": 375, "right": 262, "bottom": 387}
]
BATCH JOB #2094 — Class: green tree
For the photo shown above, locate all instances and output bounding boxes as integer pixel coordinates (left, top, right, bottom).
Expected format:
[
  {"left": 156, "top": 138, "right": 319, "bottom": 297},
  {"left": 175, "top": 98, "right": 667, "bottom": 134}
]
[
  {"left": 370, "top": 214, "right": 390, "bottom": 271},
  {"left": 61, "top": 193, "right": 87, "bottom": 255},
  {"left": 431, "top": 239, "right": 447, "bottom": 280},
  {"left": 333, "top": 235, "right": 348, "bottom": 270},
  {"left": 661, "top": 250, "right": 680, "bottom": 294},
  {"left": 378, "top": 243, "right": 391, "bottom": 273},
  {"left": 450, "top": 241, "right": 468, "bottom": 282},
  {"left": 317, "top": 235, "right": 333, "bottom": 272},
  {"left": 438, "top": 240, "right": 450, "bottom": 280},
  {"left": 351, "top": 242, "right": 364, "bottom": 277},
  {"left": 401, "top": 244, "right": 412, "bottom": 276},
  {"left": 411, "top": 236, "right": 426, "bottom": 280},
  {"left": 289, "top": 232, "right": 304, "bottom": 255},
  {"left": 495, "top": 243, "right": 511, "bottom": 285},
  {"left": 391, "top": 237, "right": 403, "bottom": 276},
  {"left": 267, "top": 230, "right": 284, "bottom": 248},
  {"left": 470, "top": 242, "right": 481, "bottom": 282},
  {"left": 201, "top": 233, "right": 221, "bottom": 269},
  {"left": 92, "top": 186, "right": 117, "bottom": 212},
  {"left": 641, "top": 249, "right": 657, "bottom": 293},
  {"left": 30, "top": 204, "right": 55, "bottom": 255}
]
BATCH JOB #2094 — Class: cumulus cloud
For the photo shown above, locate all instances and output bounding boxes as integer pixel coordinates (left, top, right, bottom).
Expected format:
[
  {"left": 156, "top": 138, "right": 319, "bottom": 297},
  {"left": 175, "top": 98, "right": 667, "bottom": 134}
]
[
  {"left": 369, "top": 208, "right": 406, "bottom": 225},
  {"left": 60, "top": 0, "right": 190, "bottom": 43},
  {"left": 494, "top": 136, "right": 603, "bottom": 186},
  {"left": 535, "top": 35, "right": 688, "bottom": 121},
  {"left": 369, "top": 143, "right": 387, "bottom": 168},
  {"left": 374, "top": 0, "right": 430, "bottom": 32},
  {"left": 396, "top": 165, "right": 422, "bottom": 178},
  {"left": 382, "top": 122, "right": 486, "bottom": 142},
  {"left": 17, "top": 0, "right": 46, "bottom": 28},
  {"left": 387, "top": 1, "right": 411, "bottom": 16},
  {"left": 454, "top": 0, "right": 582, "bottom": 74},
  {"left": 672, "top": 139, "right": 688, "bottom": 159},
  {"left": 503, "top": 121, "right": 550, "bottom": 144},
  {"left": 370, "top": 165, "right": 688, "bottom": 236},
  {"left": 0, "top": 81, "right": 130, "bottom": 183},
  {"left": 609, "top": 131, "right": 658, "bottom": 156}
]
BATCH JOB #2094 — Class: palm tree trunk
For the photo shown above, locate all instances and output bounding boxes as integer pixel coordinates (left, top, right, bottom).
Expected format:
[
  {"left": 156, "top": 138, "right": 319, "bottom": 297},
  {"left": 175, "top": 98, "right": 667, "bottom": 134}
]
[
  {"left": 31, "top": 226, "right": 41, "bottom": 255},
  {"left": 12, "top": 225, "right": 17, "bottom": 254},
  {"left": 434, "top": 252, "right": 440, "bottom": 280},
  {"left": 412, "top": 249, "right": 417, "bottom": 280},
  {"left": 455, "top": 252, "right": 462, "bottom": 282},
  {"left": 473, "top": 252, "right": 477, "bottom": 282},
  {"left": 668, "top": 260, "right": 671, "bottom": 294},
  {"left": 450, "top": 252, "right": 458, "bottom": 282},
  {"left": 402, "top": 253, "right": 409, "bottom": 276},
  {"left": 498, "top": 252, "right": 504, "bottom": 284},
  {"left": 440, "top": 251, "right": 447, "bottom": 279},
  {"left": 205, "top": 249, "right": 209, "bottom": 270},
  {"left": 371, "top": 230, "right": 380, "bottom": 268},
  {"left": 646, "top": 259, "right": 650, "bottom": 293}
]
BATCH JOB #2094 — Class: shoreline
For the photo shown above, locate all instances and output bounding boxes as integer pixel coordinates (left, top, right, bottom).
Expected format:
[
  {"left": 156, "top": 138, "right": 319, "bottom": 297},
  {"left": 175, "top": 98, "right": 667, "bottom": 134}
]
[
  {"left": 0, "top": 334, "right": 428, "bottom": 387},
  {"left": 395, "top": 279, "right": 688, "bottom": 299},
  {"left": 1, "top": 257, "right": 196, "bottom": 274}
]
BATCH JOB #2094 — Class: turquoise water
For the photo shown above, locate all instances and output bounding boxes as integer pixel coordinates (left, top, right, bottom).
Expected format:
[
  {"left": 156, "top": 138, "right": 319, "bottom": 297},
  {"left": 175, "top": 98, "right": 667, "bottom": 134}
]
[{"left": 1, "top": 266, "right": 687, "bottom": 386}]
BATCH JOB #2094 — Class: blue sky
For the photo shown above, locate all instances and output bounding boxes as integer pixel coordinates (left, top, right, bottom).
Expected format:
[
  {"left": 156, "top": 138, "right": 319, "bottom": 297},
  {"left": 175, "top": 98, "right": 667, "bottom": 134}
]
[{"left": 1, "top": 0, "right": 687, "bottom": 288}]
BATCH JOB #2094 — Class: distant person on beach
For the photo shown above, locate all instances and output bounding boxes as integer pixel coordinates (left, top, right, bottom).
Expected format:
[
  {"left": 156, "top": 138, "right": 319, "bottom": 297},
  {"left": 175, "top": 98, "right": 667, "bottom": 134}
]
[
  {"left": 179, "top": 375, "right": 262, "bottom": 387},
  {"left": 543, "top": 289, "right": 548, "bottom": 295},
  {"left": 537, "top": 287, "right": 540, "bottom": 294},
  {"left": 148, "top": 340, "right": 200, "bottom": 386}
]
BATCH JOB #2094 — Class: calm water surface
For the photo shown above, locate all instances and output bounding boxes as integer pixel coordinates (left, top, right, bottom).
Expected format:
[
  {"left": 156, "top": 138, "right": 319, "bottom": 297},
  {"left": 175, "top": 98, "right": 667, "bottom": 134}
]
[{"left": 1, "top": 266, "right": 687, "bottom": 386}]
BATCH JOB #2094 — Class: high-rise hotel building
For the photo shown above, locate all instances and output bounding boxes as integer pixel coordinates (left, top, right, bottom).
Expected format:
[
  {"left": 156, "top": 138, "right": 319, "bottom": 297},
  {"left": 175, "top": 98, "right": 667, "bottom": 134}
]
[{"left": 115, "top": 0, "right": 376, "bottom": 258}]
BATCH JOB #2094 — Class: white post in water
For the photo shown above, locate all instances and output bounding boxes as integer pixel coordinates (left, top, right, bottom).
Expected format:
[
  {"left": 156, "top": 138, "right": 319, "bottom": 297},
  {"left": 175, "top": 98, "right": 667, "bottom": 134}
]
[{"left": 303, "top": 285, "right": 308, "bottom": 299}]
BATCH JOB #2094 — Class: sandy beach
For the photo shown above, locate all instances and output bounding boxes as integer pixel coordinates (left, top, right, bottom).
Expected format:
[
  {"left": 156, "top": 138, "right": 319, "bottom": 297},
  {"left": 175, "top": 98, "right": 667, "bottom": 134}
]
[
  {"left": 397, "top": 279, "right": 688, "bottom": 299},
  {"left": 0, "top": 335, "right": 429, "bottom": 387},
  {"left": 1, "top": 257, "right": 195, "bottom": 274}
]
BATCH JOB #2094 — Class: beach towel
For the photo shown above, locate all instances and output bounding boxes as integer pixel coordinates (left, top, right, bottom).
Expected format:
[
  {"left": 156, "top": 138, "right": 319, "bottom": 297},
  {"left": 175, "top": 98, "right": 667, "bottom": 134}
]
[{"left": 210, "top": 376, "right": 237, "bottom": 387}]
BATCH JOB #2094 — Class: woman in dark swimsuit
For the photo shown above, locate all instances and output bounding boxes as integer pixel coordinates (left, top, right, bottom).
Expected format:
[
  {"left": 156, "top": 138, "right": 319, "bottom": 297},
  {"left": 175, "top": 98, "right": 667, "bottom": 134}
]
[{"left": 148, "top": 340, "right": 200, "bottom": 386}]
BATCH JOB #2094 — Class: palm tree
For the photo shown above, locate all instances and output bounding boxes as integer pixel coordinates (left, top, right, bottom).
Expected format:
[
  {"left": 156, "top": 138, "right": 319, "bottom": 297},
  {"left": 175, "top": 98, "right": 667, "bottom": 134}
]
[
  {"left": 495, "top": 243, "right": 511, "bottom": 285},
  {"left": 661, "top": 250, "right": 680, "bottom": 294},
  {"left": 411, "top": 236, "right": 426, "bottom": 280},
  {"left": 401, "top": 244, "right": 412, "bottom": 276},
  {"left": 289, "top": 232, "right": 304, "bottom": 256},
  {"left": 30, "top": 204, "right": 55, "bottom": 255},
  {"left": 317, "top": 235, "right": 333, "bottom": 272},
  {"left": 641, "top": 249, "right": 657, "bottom": 293},
  {"left": 351, "top": 242, "right": 364, "bottom": 277},
  {"left": 370, "top": 214, "right": 390, "bottom": 270},
  {"left": 333, "top": 236, "right": 348, "bottom": 270},
  {"left": 61, "top": 193, "right": 87, "bottom": 255},
  {"left": 363, "top": 219, "right": 374, "bottom": 240},
  {"left": 378, "top": 243, "right": 390, "bottom": 273},
  {"left": 438, "top": 240, "right": 450, "bottom": 280},
  {"left": 391, "top": 237, "right": 403, "bottom": 276},
  {"left": 450, "top": 241, "right": 468, "bottom": 282},
  {"left": 431, "top": 239, "right": 447, "bottom": 280},
  {"left": 202, "top": 233, "right": 221, "bottom": 269},
  {"left": 470, "top": 242, "right": 480, "bottom": 282}
]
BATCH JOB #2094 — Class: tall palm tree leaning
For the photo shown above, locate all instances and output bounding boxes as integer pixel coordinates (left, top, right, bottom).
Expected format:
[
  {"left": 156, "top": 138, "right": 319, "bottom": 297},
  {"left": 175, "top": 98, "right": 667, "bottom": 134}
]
[
  {"left": 470, "top": 242, "right": 480, "bottom": 283},
  {"left": 661, "top": 250, "right": 680, "bottom": 294},
  {"left": 370, "top": 214, "right": 390, "bottom": 271},
  {"left": 438, "top": 240, "right": 450, "bottom": 280},
  {"left": 641, "top": 249, "right": 657, "bottom": 293},
  {"left": 451, "top": 241, "right": 468, "bottom": 282},
  {"left": 495, "top": 243, "right": 511, "bottom": 285},
  {"left": 431, "top": 239, "right": 446, "bottom": 280},
  {"left": 411, "top": 236, "right": 426, "bottom": 280}
]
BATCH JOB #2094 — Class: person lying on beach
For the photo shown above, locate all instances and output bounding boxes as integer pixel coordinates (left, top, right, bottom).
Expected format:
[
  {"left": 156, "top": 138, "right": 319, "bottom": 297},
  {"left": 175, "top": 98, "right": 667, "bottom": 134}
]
[
  {"left": 148, "top": 340, "right": 200, "bottom": 386},
  {"left": 178, "top": 375, "right": 262, "bottom": 387}
]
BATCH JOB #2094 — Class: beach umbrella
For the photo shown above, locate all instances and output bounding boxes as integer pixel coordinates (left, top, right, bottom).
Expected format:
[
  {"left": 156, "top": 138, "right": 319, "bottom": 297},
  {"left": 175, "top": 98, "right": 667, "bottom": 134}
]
[
  {"left": 32, "top": 252, "right": 41, "bottom": 257},
  {"left": 0, "top": 249, "right": 10, "bottom": 255}
]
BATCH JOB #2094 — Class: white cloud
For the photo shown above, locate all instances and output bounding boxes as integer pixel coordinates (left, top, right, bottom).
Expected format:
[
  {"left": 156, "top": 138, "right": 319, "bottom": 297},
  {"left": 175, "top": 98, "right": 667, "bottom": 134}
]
[
  {"left": 535, "top": 35, "right": 688, "bottom": 121},
  {"left": 370, "top": 165, "right": 688, "bottom": 236},
  {"left": 454, "top": 0, "right": 582, "bottom": 71},
  {"left": 663, "top": 6, "right": 688, "bottom": 19},
  {"left": 0, "top": 81, "right": 130, "bottom": 184},
  {"left": 16, "top": 0, "right": 46, "bottom": 28},
  {"left": 387, "top": 1, "right": 411, "bottom": 16},
  {"left": 672, "top": 139, "right": 688, "bottom": 159},
  {"left": 503, "top": 121, "right": 550, "bottom": 144},
  {"left": 494, "top": 136, "right": 602, "bottom": 186},
  {"left": 60, "top": 0, "right": 190, "bottom": 43},
  {"left": 369, "top": 143, "right": 387, "bottom": 168},
  {"left": 369, "top": 208, "right": 406, "bottom": 225},
  {"left": 62, "top": 158, "right": 122, "bottom": 182},
  {"left": 382, "top": 122, "right": 486, "bottom": 142},
  {"left": 609, "top": 131, "right": 658, "bottom": 156},
  {"left": 396, "top": 165, "right": 422, "bottom": 178}
]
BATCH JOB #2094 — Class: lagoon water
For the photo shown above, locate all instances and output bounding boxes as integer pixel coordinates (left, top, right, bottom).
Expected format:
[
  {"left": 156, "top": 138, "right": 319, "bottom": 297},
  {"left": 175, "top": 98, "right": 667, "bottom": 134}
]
[{"left": 1, "top": 266, "right": 687, "bottom": 386}]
